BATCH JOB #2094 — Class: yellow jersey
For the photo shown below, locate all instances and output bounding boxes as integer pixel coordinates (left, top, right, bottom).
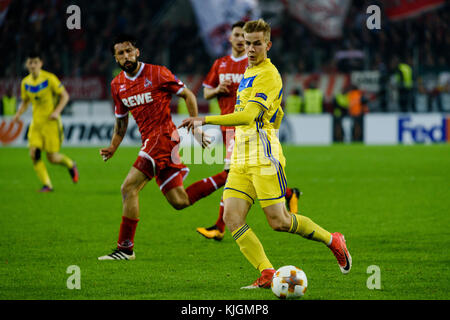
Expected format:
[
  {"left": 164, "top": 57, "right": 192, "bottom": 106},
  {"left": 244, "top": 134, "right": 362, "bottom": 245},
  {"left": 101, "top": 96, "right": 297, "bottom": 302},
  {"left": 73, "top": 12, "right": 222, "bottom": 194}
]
[
  {"left": 232, "top": 58, "right": 285, "bottom": 168},
  {"left": 21, "top": 70, "right": 64, "bottom": 126}
]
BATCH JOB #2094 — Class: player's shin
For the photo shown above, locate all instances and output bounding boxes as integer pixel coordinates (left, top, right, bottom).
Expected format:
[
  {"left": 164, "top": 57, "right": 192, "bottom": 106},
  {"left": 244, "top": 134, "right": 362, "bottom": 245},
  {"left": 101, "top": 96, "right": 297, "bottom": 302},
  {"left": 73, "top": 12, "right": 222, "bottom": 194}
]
[
  {"left": 117, "top": 216, "right": 139, "bottom": 253},
  {"left": 47, "top": 152, "right": 73, "bottom": 168},
  {"left": 33, "top": 160, "right": 52, "bottom": 188},
  {"left": 289, "top": 214, "right": 332, "bottom": 246},
  {"left": 215, "top": 198, "right": 226, "bottom": 232},
  {"left": 232, "top": 224, "right": 273, "bottom": 272},
  {"left": 58, "top": 154, "right": 74, "bottom": 168},
  {"left": 185, "top": 171, "right": 227, "bottom": 205}
]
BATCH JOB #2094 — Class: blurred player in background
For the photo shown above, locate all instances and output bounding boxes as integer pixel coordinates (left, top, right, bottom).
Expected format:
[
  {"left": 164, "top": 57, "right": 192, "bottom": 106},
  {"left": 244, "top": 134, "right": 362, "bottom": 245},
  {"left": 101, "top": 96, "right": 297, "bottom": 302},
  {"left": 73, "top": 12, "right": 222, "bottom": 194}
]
[
  {"left": 98, "top": 34, "right": 227, "bottom": 261},
  {"left": 13, "top": 52, "right": 79, "bottom": 192},
  {"left": 197, "top": 21, "right": 301, "bottom": 241},
  {"left": 180, "top": 19, "right": 351, "bottom": 288}
]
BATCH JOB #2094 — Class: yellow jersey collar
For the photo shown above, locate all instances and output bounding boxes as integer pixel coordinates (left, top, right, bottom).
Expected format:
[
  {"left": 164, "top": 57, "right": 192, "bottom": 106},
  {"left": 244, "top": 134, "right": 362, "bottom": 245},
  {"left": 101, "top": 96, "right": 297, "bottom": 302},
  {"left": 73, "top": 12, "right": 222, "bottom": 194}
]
[{"left": 30, "top": 70, "right": 42, "bottom": 81}]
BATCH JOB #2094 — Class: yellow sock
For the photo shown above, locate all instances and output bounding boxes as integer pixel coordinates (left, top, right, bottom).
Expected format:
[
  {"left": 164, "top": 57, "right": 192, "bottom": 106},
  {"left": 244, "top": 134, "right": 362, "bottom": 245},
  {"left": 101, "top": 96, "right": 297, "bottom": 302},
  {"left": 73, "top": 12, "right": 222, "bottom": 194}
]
[
  {"left": 33, "top": 160, "right": 52, "bottom": 188},
  {"left": 232, "top": 224, "right": 273, "bottom": 272},
  {"left": 59, "top": 154, "right": 74, "bottom": 168},
  {"left": 289, "top": 214, "right": 332, "bottom": 245}
]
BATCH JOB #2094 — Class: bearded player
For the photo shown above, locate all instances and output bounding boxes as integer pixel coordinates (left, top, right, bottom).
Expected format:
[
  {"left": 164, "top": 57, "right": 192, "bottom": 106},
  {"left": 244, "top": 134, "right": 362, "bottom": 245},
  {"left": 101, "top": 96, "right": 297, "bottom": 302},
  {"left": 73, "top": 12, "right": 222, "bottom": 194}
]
[
  {"left": 98, "top": 34, "right": 227, "bottom": 260},
  {"left": 196, "top": 21, "right": 301, "bottom": 241}
]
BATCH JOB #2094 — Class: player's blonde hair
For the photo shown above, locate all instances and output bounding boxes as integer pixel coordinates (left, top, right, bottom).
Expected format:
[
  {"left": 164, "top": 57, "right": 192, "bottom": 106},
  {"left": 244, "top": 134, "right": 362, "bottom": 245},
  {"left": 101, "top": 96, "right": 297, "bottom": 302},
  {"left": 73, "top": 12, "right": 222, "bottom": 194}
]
[{"left": 243, "top": 19, "right": 271, "bottom": 42}]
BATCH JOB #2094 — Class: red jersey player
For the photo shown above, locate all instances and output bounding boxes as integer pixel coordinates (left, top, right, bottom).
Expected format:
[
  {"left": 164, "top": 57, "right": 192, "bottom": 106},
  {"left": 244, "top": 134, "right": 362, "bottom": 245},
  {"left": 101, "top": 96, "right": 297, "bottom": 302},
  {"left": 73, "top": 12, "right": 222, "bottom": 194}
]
[
  {"left": 196, "top": 22, "right": 301, "bottom": 241},
  {"left": 98, "top": 34, "right": 227, "bottom": 260}
]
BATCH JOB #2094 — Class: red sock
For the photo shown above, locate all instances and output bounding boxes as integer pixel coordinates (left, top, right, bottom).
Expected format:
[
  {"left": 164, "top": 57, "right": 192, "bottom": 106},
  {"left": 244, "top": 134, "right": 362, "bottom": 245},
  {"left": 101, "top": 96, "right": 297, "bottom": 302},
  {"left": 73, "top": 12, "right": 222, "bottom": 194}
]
[
  {"left": 285, "top": 187, "right": 293, "bottom": 199},
  {"left": 186, "top": 171, "right": 228, "bottom": 205},
  {"left": 215, "top": 197, "right": 225, "bottom": 232},
  {"left": 117, "top": 216, "right": 139, "bottom": 252}
]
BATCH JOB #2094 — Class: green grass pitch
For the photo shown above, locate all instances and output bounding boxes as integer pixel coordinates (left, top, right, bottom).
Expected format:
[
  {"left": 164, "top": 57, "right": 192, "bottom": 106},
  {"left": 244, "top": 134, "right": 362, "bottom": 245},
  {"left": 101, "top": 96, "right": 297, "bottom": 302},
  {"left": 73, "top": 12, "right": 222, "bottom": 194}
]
[{"left": 0, "top": 144, "right": 449, "bottom": 300}]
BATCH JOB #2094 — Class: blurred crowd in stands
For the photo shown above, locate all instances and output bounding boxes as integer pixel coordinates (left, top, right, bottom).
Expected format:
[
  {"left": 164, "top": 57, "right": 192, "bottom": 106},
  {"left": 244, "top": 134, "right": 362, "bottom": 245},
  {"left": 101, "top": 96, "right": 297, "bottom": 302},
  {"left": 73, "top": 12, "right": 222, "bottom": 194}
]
[
  {"left": 274, "top": 1, "right": 450, "bottom": 74},
  {"left": 1, "top": 0, "right": 208, "bottom": 78},
  {"left": 0, "top": 0, "right": 449, "bottom": 116},
  {"left": 2, "top": 0, "right": 449, "bottom": 77}
]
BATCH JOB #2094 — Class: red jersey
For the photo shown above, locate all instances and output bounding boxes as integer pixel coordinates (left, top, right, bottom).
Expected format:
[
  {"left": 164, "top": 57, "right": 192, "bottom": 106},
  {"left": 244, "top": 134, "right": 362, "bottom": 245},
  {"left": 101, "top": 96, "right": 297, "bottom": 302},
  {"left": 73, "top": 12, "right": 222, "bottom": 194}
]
[
  {"left": 203, "top": 54, "right": 248, "bottom": 115},
  {"left": 112, "top": 62, "right": 185, "bottom": 160}
]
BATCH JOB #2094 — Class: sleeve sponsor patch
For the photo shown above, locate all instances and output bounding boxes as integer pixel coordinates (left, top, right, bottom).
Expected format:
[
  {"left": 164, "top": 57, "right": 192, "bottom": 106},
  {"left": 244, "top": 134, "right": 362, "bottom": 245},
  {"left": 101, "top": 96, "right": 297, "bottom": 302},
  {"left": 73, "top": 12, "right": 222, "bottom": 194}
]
[{"left": 255, "top": 92, "right": 267, "bottom": 101}]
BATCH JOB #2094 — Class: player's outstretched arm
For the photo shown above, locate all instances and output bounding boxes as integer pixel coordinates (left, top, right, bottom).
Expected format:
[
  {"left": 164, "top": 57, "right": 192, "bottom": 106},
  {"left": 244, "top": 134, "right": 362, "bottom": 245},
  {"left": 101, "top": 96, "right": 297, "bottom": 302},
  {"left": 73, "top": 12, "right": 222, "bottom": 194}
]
[
  {"left": 100, "top": 115, "right": 128, "bottom": 161},
  {"left": 49, "top": 88, "right": 70, "bottom": 120},
  {"left": 178, "top": 116, "right": 206, "bottom": 133},
  {"left": 179, "top": 101, "right": 262, "bottom": 132},
  {"left": 12, "top": 99, "right": 30, "bottom": 123},
  {"left": 178, "top": 87, "right": 198, "bottom": 117},
  {"left": 205, "top": 101, "right": 262, "bottom": 127},
  {"left": 178, "top": 87, "right": 211, "bottom": 148}
]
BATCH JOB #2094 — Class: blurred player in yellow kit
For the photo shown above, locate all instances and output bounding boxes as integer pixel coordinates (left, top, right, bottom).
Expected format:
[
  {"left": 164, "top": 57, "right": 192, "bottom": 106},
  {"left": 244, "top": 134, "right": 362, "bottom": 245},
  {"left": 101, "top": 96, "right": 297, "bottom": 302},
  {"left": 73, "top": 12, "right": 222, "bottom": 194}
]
[
  {"left": 180, "top": 19, "right": 351, "bottom": 288},
  {"left": 13, "top": 52, "right": 79, "bottom": 192}
]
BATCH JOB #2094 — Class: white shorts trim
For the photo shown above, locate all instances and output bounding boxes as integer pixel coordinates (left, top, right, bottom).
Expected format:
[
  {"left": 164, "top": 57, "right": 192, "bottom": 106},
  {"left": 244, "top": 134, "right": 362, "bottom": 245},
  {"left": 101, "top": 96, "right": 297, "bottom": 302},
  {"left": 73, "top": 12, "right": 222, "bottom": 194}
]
[
  {"left": 208, "top": 176, "right": 218, "bottom": 190},
  {"left": 115, "top": 112, "right": 128, "bottom": 118},
  {"left": 138, "top": 150, "right": 156, "bottom": 176},
  {"left": 176, "top": 86, "right": 185, "bottom": 96},
  {"left": 159, "top": 167, "right": 190, "bottom": 190}
]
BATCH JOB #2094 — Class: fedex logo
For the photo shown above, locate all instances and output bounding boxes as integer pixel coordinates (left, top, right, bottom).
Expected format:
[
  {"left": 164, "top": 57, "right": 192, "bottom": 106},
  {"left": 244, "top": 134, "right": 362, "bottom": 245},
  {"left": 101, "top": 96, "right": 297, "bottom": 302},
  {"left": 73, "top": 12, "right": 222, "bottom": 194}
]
[
  {"left": 219, "top": 73, "right": 244, "bottom": 84},
  {"left": 0, "top": 119, "right": 24, "bottom": 145},
  {"left": 398, "top": 116, "right": 450, "bottom": 144},
  {"left": 122, "top": 92, "right": 153, "bottom": 108}
]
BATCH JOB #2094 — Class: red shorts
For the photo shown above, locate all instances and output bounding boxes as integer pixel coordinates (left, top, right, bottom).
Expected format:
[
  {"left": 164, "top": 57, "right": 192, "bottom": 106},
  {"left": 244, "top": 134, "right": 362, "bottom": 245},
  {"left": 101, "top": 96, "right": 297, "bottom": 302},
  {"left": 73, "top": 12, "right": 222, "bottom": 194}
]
[
  {"left": 221, "top": 126, "right": 235, "bottom": 168},
  {"left": 133, "top": 140, "right": 189, "bottom": 195}
]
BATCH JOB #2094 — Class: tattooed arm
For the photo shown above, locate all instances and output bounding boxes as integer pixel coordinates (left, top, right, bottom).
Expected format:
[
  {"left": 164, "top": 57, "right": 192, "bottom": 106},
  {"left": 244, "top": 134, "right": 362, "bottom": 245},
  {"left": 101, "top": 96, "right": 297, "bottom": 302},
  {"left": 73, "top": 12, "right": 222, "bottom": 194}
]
[{"left": 99, "top": 115, "right": 129, "bottom": 162}]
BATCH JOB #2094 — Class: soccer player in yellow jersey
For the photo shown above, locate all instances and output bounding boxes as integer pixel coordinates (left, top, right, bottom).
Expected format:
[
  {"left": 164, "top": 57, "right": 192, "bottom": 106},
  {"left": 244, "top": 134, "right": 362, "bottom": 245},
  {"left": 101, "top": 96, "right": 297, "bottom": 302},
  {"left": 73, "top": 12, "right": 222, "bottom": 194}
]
[
  {"left": 13, "top": 52, "right": 79, "bottom": 192},
  {"left": 180, "top": 19, "right": 352, "bottom": 288}
]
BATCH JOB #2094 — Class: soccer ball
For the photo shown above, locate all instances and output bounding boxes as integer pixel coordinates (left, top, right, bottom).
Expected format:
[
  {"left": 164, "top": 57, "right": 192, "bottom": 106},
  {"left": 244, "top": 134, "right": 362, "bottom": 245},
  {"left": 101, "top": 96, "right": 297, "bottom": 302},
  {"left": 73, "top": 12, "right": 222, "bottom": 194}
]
[{"left": 271, "top": 265, "right": 308, "bottom": 299}]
